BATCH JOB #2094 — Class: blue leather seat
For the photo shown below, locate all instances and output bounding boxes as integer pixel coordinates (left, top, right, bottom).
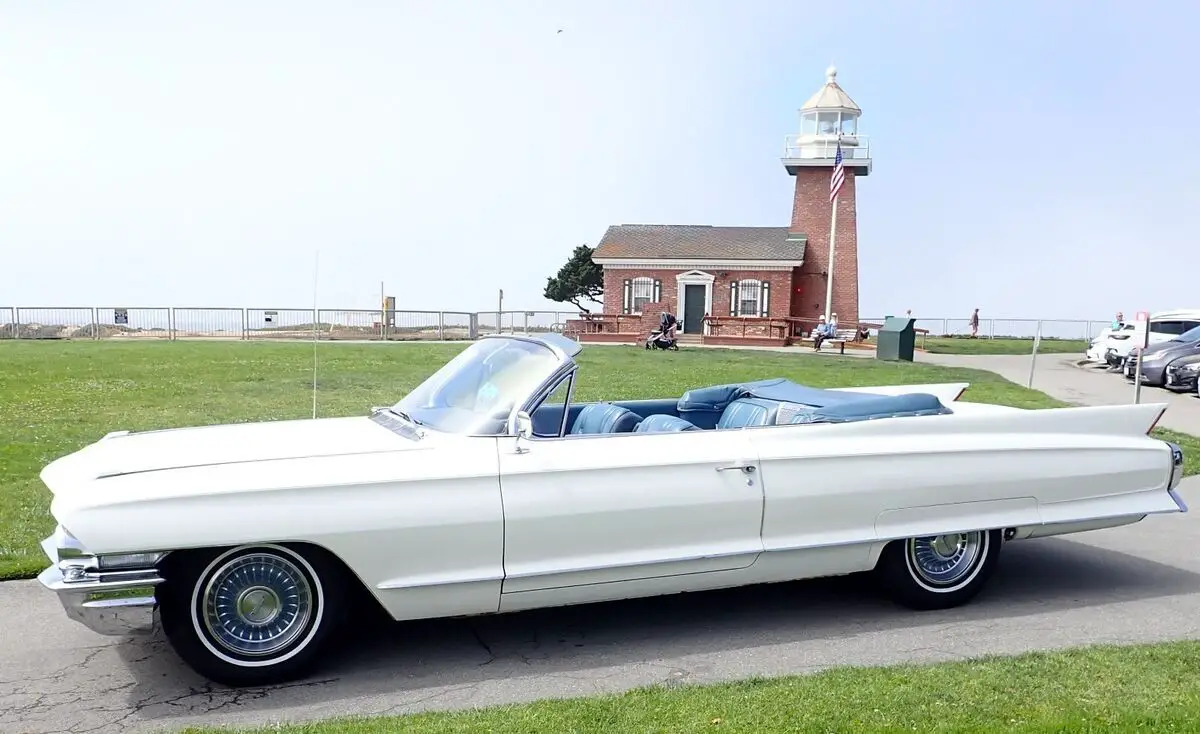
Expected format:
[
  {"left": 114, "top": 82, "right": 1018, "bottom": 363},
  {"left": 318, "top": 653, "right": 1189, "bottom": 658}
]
[
  {"left": 677, "top": 384, "right": 748, "bottom": 429},
  {"left": 570, "top": 403, "right": 641, "bottom": 434},
  {"left": 634, "top": 414, "right": 700, "bottom": 433},
  {"left": 716, "top": 398, "right": 781, "bottom": 429},
  {"left": 789, "top": 393, "right": 951, "bottom": 424}
]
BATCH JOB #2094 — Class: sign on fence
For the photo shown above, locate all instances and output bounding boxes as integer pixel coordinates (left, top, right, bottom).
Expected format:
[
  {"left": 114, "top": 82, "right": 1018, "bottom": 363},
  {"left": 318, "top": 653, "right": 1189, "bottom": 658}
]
[{"left": 114, "top": 308, "right": 128, "bottom": 325}]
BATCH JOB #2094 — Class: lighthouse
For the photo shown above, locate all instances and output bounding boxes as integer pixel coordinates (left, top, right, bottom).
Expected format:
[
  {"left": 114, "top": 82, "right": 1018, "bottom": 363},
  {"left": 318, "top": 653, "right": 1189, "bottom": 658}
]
[{"left": 782, "top": 66, "right": 870, "bottom": 328}]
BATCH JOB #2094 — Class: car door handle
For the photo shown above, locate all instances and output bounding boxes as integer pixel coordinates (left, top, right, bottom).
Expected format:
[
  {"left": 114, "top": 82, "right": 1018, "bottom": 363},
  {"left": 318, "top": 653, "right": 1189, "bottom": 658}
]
[{"left": 716, "top": 462, "right": 755, "bottom": 473}]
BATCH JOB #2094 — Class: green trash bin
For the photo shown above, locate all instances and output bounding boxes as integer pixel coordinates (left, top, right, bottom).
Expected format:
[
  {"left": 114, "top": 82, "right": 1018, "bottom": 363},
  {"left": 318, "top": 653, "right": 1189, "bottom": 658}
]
[{"left": 876, "top": 316, "right": 917, "bottom": 362}]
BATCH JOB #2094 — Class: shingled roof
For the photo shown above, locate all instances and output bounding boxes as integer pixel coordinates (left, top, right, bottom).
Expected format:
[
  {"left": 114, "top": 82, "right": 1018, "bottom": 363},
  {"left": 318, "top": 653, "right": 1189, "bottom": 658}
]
[{"left": 591, "top": 225, "right": 806, "bottom": 261}]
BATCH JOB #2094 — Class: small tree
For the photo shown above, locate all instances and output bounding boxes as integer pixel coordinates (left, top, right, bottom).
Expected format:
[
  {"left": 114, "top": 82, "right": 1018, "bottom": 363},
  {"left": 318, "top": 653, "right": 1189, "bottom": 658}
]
[{"left": 543, "top": 244, "right": 604, "bottom": 313}]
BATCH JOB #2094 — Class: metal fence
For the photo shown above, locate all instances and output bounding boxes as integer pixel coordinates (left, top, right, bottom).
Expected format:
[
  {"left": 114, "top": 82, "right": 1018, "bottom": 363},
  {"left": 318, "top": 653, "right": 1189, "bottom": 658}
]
[
  {"left": 860, "top": 317, "right": 1109, "bottom": 342},
  {"left": 0, "top": 306, "right": 1109, "bottom": 342},
  {"left": 0, "top": 307, "right": 577, "bottom": 341}
]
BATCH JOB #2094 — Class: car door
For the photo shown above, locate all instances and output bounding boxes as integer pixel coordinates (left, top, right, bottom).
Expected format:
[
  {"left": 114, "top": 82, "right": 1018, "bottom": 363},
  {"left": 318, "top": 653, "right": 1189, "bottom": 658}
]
[
  {"left": 496, "top": 427, "right": 765, "bottom": 595},
  {"left": 743, "top": 424, "right": 875, "bottom": 572}
]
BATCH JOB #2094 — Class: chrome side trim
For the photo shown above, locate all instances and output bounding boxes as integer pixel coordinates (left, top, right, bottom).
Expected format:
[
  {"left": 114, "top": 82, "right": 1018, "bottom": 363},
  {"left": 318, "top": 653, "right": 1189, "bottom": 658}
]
[
  {"left": 1007, "top": 514, "right": 1148, "bottom": 541},
  {"left": 1170, "top": 487, "right": 1189, "bottom": 513}
]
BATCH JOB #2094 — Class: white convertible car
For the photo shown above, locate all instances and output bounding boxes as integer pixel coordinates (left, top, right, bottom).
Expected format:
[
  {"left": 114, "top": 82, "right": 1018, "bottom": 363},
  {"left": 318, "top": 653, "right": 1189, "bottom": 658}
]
[{"left": 37, "top": 334, "right": 1187, "bottom": 687}]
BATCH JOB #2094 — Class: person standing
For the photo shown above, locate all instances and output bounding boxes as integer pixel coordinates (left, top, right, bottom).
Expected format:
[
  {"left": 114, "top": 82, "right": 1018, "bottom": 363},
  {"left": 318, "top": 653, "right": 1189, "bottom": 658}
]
[
  {"left": 659, "top": 310, "right": 678, "bottom": 340},
  {"left": 969, "top": 308, "right": 980, "bottom": 338}
]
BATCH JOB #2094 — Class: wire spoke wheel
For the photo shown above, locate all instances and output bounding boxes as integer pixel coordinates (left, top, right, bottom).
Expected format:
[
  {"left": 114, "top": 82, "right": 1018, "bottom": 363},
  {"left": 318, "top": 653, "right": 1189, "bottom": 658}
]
[
  {"left": 906, "top": 532, "right": 985, "bottom": 588},
  {"left": 200, "top": 551, "right": 314, "bottom": 658}
]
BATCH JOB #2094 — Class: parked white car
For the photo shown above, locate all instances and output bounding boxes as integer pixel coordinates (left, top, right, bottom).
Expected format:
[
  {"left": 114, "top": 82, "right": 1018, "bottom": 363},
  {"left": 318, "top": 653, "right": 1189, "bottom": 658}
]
[
  {"left": 1086, "top": 322, "right": 1131, "bottom": 363},
  {"left": 36, "top": 334, "right": 1188, "bottom": 687},
  {"left": 1097, "top": 310, "right": 1200, "bottom": 368}
]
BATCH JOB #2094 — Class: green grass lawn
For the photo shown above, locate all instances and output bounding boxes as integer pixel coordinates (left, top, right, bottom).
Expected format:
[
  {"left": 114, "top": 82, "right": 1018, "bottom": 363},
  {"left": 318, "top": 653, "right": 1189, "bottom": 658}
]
[
  {"left": 0, "top": 340, "right": 1191, "bottom": 579},
  {"left": 922, "top": 336, "right": 1090, "bottom": 355},
  {"left": 181, "top": 640, "right": 1200, "bottom": 733}
]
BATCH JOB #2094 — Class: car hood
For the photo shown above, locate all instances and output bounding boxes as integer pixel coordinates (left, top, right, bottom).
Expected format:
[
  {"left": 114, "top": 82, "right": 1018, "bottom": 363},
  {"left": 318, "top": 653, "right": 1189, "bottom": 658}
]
[
  {"left": 41, "top": 415, "right": 419, "bottom": 486},
  {"left": 1142, "top": 341, "right": 1199, "bottom": 359},
  {"left": 1168, "top": 352, "right": 1200, "bottom": 368}
]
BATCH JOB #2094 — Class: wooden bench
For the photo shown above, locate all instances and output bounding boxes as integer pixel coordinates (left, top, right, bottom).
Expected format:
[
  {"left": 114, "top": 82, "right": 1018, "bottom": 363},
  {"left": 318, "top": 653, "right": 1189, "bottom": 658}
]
[
  {"left": 812, "top": 329, "right": 856, "bottom": 354},
  {"left": 817, "top": 337, "right": 847, "bottom": 354}
]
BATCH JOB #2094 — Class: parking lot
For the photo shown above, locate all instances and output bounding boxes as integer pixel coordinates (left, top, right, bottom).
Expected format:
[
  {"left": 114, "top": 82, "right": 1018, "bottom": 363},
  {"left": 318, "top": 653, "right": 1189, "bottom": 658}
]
[{"left": 919, "top": 352, "right": 1200, "bottom": 435}]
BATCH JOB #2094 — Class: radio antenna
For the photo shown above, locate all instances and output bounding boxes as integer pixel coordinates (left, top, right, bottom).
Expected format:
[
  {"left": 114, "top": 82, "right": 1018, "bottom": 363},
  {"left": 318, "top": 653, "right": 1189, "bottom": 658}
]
[{"left": 311, "top": 250, "right": 320, "bottom": 419}]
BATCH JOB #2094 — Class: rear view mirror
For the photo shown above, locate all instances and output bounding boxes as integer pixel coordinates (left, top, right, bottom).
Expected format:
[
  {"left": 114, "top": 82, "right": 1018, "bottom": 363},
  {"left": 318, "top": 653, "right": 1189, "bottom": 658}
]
[
  {"left": 512, "top": 410, "right": 534, "bottom": 454},
  {"left": 515, "top": 410, "right": 533, "bottom": 438}
]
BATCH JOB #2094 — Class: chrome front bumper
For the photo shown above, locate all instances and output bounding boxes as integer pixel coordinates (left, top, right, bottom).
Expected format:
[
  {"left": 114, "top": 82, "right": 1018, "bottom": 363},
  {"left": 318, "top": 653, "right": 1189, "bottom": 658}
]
[{"left": 36, "top": 528, "right": 165, "bottom": 637}]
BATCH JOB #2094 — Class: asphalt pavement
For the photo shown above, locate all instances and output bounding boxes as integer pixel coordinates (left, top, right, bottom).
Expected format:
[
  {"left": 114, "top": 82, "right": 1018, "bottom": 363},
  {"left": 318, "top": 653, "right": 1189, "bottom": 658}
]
[{"left": 919, "top": 351, "right": 1200, "bottom": 434}]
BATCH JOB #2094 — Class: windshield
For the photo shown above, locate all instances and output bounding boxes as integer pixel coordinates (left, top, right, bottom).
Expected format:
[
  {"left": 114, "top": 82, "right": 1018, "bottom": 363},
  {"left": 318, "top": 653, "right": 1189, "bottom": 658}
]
[
  {"left": 1174, "top": 325, "right": 1200, "bottom": 342},
  {"left": 391, "top": 337, "right": 564, "bottom": 435}
]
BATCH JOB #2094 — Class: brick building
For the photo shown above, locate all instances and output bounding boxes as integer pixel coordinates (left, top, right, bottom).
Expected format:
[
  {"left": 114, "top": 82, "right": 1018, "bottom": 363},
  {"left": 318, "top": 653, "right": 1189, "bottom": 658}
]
[{"left": 576, "top": 66, "right": 872, "bottom": 347}]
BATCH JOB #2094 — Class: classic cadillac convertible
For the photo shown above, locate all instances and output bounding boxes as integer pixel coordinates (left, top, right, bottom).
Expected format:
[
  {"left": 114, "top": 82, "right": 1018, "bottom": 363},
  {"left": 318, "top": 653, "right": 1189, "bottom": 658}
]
[{"left": 37, "top": 334, "right": 1187, "bottom": 686}]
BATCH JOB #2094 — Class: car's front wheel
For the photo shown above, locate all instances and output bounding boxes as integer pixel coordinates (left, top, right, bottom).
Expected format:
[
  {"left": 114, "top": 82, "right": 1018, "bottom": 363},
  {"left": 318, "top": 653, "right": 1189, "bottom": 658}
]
[
  {"left": 875, "top": 529, "right": 1001, "bottom": 610},
  {"left": 157, "top": 543, "right": 346, "bottom": 687}
]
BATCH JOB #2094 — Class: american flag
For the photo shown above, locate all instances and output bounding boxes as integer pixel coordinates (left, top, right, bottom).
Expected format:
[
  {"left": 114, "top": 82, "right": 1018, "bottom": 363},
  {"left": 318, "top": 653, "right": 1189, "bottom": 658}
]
[{"left": 829, "top": 140, "right": 845, "bottom": 203}]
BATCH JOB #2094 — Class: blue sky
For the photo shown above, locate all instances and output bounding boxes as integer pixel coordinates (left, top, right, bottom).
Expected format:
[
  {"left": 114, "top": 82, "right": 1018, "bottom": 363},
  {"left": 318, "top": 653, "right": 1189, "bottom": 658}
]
[{"left": 1, "top": 1, "right": 1195, "bottom": 320}]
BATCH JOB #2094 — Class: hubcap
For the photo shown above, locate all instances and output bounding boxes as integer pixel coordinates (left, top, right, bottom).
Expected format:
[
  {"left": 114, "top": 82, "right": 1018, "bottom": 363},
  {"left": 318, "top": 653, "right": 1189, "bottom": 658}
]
[
  {"left": 201, "top": 552, "right": 313, "bottom": 657},
  {"left": 236, "top": 586, "right": 281, "bottom": 625},
  {"left": 908, "top": 531, "right": 985, "bottom": 587}
]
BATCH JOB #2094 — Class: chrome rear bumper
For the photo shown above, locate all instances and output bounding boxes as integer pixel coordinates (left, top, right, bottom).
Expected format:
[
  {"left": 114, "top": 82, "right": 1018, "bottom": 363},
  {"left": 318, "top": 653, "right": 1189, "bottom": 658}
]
[
  {"left": 37, "top": 528, "right": 165, "bottom": 637},
  {"left": 1167, "top": 441, "right": 1188, "bottom": 513}
]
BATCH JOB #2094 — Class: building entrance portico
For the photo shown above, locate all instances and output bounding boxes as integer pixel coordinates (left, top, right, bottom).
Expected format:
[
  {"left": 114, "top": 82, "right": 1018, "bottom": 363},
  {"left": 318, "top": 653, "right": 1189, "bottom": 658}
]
[{"left": 675, "top": 270, "right": 714, "bottom": 334}]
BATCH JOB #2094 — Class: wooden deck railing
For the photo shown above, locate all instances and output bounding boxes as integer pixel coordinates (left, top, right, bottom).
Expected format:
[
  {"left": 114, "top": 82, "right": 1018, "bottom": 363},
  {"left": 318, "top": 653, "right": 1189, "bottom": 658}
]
[{"left": 563, "top": 312, "right": 930, "bottom": 350}]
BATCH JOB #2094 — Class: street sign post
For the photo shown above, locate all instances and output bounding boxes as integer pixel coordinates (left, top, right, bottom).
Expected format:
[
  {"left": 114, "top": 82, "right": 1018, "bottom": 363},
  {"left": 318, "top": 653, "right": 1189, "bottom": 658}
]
[{"left": 1133, "top": 311, "right": 1150, "bottom": 403}]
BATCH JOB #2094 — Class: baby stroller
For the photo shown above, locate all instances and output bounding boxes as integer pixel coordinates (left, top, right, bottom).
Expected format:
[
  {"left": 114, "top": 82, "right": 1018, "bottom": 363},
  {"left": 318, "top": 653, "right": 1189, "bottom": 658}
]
[
  {"left": 646, "top": 312, "right": 680, "bottom": 351},
  {"left": 645, "top": 326, "right": 679, "bottom": 350}
]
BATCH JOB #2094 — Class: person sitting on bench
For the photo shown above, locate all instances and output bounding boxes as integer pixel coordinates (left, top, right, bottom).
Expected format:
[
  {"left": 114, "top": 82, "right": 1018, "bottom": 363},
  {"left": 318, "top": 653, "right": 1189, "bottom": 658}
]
[{"left": 812, "top": 316, "right": 836, "bottom": 350}]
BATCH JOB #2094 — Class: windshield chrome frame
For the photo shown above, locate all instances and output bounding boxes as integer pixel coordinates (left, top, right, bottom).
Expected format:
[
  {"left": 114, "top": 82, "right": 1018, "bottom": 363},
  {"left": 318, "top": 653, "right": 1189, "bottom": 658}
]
[
  {"left": 505, "top": 361, "right": 578, "bottom": 437},
  {"left": 392, "top": 333, "right": 581, "bottom": 438}
]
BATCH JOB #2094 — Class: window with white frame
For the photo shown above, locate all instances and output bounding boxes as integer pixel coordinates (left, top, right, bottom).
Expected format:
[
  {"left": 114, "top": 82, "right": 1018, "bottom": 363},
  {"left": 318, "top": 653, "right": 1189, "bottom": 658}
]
[
  {"left": 737, "top": 279, "right": 760, "bottom": 316},
  {"left": 631, "top": 277, "right": 654, "bottom": 313}
]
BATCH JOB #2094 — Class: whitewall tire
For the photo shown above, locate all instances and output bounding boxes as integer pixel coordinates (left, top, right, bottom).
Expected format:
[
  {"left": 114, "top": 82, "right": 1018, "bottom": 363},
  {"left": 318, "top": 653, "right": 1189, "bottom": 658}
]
[
  {"left": 875, "top": 529, "right": 1001, "bottom": 610},
  {"left": 157, "top": 543, "right": 347, "bottom": 687}
]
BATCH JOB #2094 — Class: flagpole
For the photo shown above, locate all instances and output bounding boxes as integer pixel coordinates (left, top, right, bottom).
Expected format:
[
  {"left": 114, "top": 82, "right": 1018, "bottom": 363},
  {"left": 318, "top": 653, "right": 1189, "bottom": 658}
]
[
  {"left": 824, "top": 135, "right": 843, "bottom": 322},
  {"left": 824, "top": 196, "right": 838, "bottom": 321}
]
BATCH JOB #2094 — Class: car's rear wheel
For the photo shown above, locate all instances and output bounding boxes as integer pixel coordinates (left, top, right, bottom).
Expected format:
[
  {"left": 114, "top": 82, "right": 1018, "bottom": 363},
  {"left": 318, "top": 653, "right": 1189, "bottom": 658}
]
[
  {"left": 875, "top": 529, "right": 1001, "bottom": 610},
  {"left": 157, "top": 543, "right": 346, "bottom": 687}
]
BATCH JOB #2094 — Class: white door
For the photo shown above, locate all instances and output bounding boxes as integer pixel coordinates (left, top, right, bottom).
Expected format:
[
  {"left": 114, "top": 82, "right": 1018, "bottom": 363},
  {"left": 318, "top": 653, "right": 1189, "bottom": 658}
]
[
  {"left": 497, "top": 428, "right": 765, "bottom": 594},
  {"left": 744, "top": 424, "right": 873, "bottom": 571}
]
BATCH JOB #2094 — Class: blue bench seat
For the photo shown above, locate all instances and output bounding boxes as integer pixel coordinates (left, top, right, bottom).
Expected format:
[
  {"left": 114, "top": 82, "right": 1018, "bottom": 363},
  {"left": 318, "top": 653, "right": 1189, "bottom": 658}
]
[
  {"left": 569, "top": 403, "right": 641, "bottom": 434},
  {"left": 716, "top": 398, "right": 781, "bottom": 429},
  {"left": 634, "top": 414, "right": 701, "bottom": 432}
]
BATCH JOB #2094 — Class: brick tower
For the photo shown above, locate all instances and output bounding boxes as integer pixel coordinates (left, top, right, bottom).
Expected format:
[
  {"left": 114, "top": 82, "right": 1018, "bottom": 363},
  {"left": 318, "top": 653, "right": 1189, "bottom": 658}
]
[{"left": 782, "top": 66, "right": 870, "bottom": 327}]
